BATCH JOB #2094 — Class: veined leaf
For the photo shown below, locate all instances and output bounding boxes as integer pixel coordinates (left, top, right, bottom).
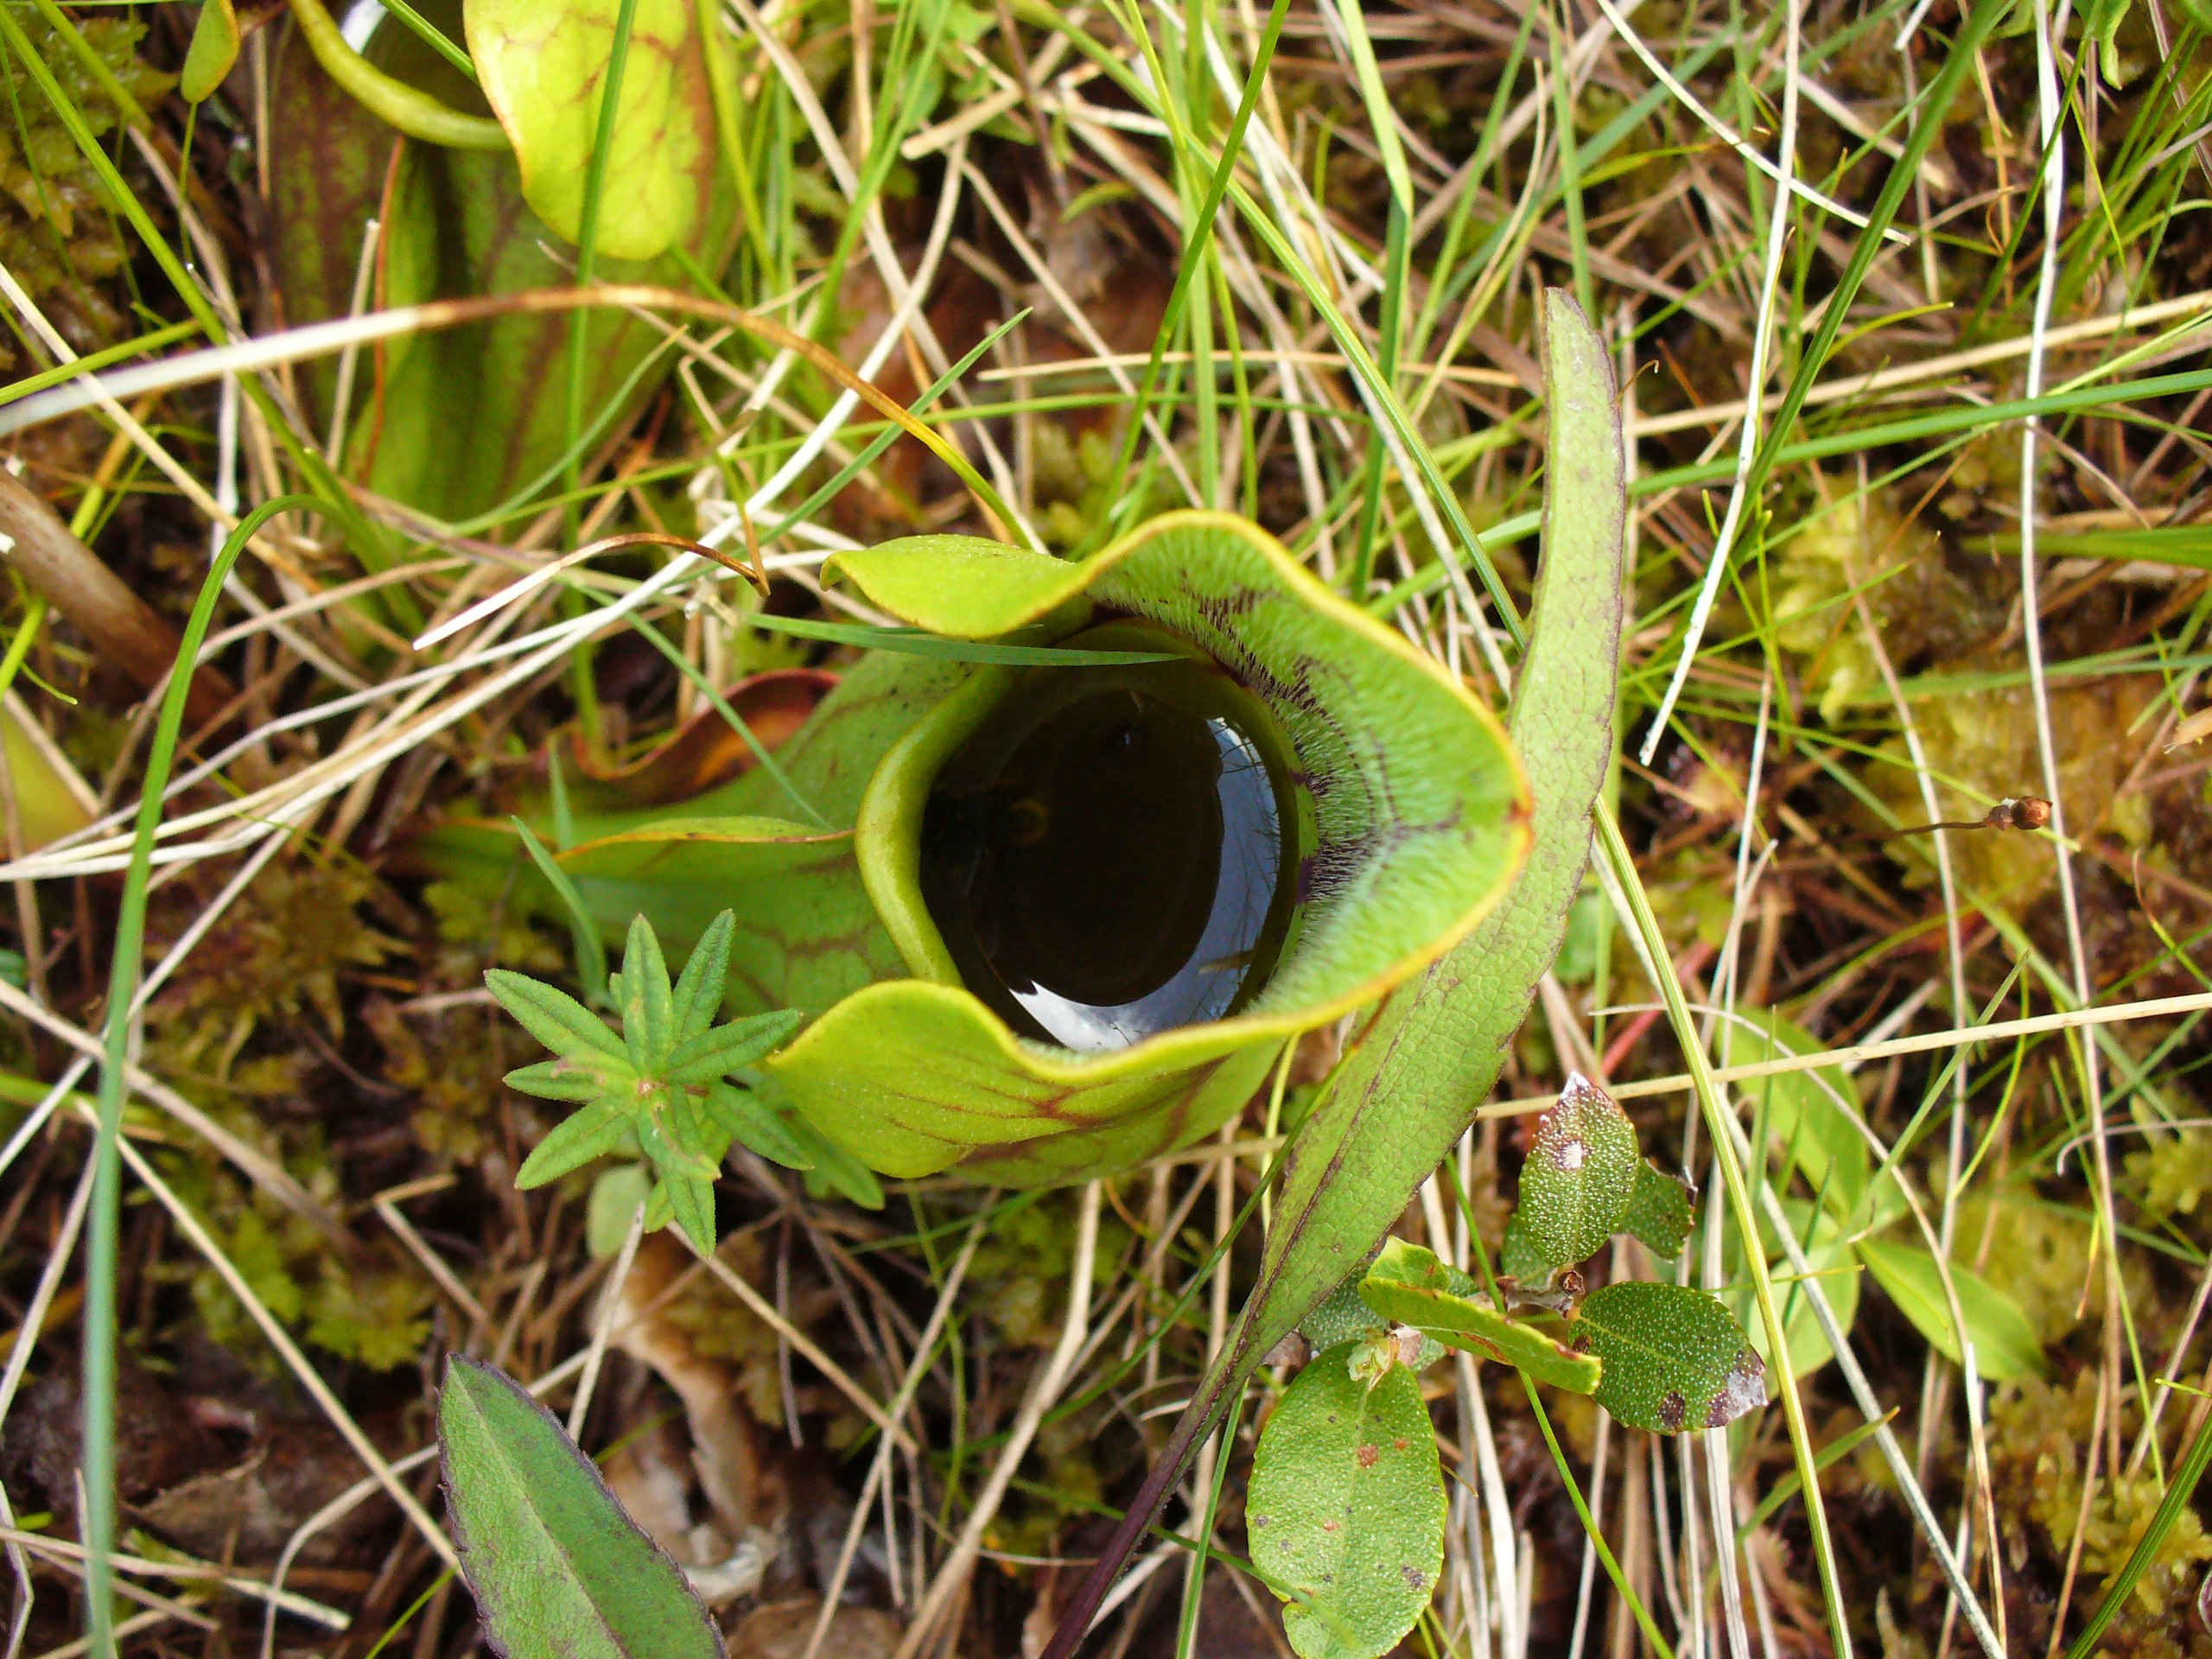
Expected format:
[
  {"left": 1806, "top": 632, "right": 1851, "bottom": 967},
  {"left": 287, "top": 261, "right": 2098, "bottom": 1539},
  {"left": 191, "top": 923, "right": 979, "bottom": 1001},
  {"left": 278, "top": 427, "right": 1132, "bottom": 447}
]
[
  {"left": 1570, "top": 1281, "right": 1768, "bottom": 1435},
  {"left": 1623, "top": 1160, "right": 1695, "bottom": 1260},
  {"left": 1516, "top": 1073, "right": 1638, "bottom": 1274},
  {"left": 1358, "top": 1241, "right": 1601, "bottom": 1394},
  {"left": 1856, "top": 1236, "right": 2046, "bottom": 1381},
  {"left": 703, "top": 1083, "right": 812, "bottom": 1172},
  {"left": 1246, "top": 1344, "right": 1446, "bottom": 1659},
  {"left": 439, "top": 1357, "right": 724, "bottom": 1659},
  {"left": 504, "top": 1056, "right": 631, "bottom": 1102},
  {"left": 670, "top": 911, "right": 735, "bottom": 1044},
  {"left": 620, "top": 914, "right": 676, "bottom": 1072},
  {"left": 1040, "top": 291, "right": 1626, "bottom": 1652}
]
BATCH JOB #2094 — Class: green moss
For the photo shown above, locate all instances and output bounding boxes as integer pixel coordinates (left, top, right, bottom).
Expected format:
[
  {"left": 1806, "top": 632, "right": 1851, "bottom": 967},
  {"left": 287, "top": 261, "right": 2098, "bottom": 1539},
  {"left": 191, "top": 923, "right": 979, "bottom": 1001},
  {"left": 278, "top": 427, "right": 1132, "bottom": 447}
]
[{"left": 0, "top": 14, "right": 175, "bottom": 356}]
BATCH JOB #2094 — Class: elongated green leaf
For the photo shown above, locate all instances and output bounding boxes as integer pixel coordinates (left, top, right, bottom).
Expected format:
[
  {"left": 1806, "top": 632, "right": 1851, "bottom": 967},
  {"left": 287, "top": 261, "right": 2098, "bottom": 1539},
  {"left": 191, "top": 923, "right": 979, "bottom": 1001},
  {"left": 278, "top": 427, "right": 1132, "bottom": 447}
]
[
  {"left": 1855, "top": 1236, "right": 2046, "bottom": 1381},
  {"left": 1571, "top": 1282, "right": 1768, "bottom": 1434},
  {"left": 1246, "top": 1344, "right": 1446, "bottom": 1659},
  {"left": 670, "top": 912, "right": 735, "bottom": 1044},
  {"left": 1623, "top": 1160, "right": 1695, "bottom": 1260},
  {"left": 703, "top": 1082, "right": 812, "bottom": 1172},
  {"left": 1358, "top": 1241, "right": 1601, "bottom": 1394},
  {"left": 515, "top": 1098, "right": 632, "bottom": 1187},
  {"left": 1755, "top": 1199, "right": 1860, "bottom": 1378},
  {"left": 180, "top": 0, "right": 239, "bottom": 101},
  {"left": 620, "top": 915, "right": 676, "bottom": 1072},
  {"left": 664, "top": 1011, "right": 806, "bottom": 1087},
  {"left": 505, "top": 1056, "right": 628, "bottom": 1102},
  {"left": 440, "top": 1357, "right": 723, "bottom": 1659},
  {"left": 463, "top": 0, "right": 723, "bottom": 258},
  {"left": 771, "top": 509, "right": 1529, "bottom": 1185},
  {"left": 515, "top": 818, "right": 612, "bottom": 1007},
  {"left": 1041, "top": 291, "right": 1625, "bottom": 1653},
  {"left": 485, "top": 969, "right": 626, "bottom": 1062},
  {"left": 1517, "top": 1074, "right": 1638, "bottom": 1274}
]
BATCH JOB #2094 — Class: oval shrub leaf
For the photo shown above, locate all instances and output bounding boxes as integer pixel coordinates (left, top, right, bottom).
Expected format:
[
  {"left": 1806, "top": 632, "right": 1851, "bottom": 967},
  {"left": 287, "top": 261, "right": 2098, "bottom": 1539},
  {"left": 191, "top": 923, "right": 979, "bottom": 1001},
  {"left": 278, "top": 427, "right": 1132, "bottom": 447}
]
[
  {"left": 439, "top": 1357, "right": 724, "bottom": 1659},
  {"left": 1572, "top": 1281, "right": 1768, "bottom": 1434},
  {"left": 1622, "top": 1160, "right": 1695, "bottom": 1260},
  {"left": 1517, "top": 1073, "right": 1639, "bottom": 1274},
  {"left": 1246, "top": 1344, "right": 1446, "bottom": 1659},
  {"left": 181, "top": 0, "right": 239, "bottom": 101},
  {"left": 1856, "top": 1236, "right": 2046, "bottom": 1380},
  {"left": 1357, "top": 1240, "right": 1601, "bottom": 1394}
]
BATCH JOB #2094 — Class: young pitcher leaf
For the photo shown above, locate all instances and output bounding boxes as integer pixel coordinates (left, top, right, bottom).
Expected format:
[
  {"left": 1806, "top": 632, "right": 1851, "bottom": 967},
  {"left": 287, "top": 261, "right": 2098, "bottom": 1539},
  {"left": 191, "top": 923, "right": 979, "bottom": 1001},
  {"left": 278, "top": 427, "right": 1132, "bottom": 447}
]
[
  {"left": 1622, "top": 1160, "right": 1695, "bottom": 1260},
  {"left": 439, "top": 1357, "right": 724, "bottom": 1659},
  {"left": 464, "top": 0, "right": 724, "bottom": 259},
  {"left": 1856, "top": 1236, "right": 2046, "bottom": 1380},
  {"left": 1572, "top": 1281, "right": 1768, "bottom": 1434},
  {"left": 181, "top": 0, "right": 240, "bottom": 100},
  {"left": 1357, "top": 1241, "right": 1600, "bottom": 1394},
  {"left": 1518, "top": 1073, "right": 1638, "bottom": 1272},
  {"left": 1246, "top": 1344, "right": 1446, "bottom": 1659}
]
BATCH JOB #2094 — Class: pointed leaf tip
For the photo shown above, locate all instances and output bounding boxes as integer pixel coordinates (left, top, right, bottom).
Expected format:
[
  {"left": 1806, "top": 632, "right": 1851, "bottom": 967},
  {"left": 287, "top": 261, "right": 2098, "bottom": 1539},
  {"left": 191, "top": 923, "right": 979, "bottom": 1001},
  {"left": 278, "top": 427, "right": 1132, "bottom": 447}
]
[{"left": 439, "top": 1357, "right": 724, "bottom": 1659}]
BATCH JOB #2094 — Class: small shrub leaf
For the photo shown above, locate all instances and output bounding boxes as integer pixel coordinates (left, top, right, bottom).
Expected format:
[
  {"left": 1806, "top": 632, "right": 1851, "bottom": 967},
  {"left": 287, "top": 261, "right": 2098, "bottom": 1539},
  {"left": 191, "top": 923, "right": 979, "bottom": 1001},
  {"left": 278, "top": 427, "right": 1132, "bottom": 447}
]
[
  {"left": 438, "top": 1357, "right": 724, "bottom": 1659},
  {"left": 1246, "top": 1342, "right": 1446, "bottom": 1659},
  {"left": 1622, "top": 1161, "right": 1695, "bottom": 1260},
  {"left": 1357, "top": 1240, "right": 1601, "bottom": 1394},
  {"left": 1572, "top": 1281, "right": 1768, "bottom": 1433},
  {"left": 1856, "top": 1236, "right": 2046, "bottom": 1380},
  {"left": 1517, "top": 1073, "right": 1639, "bottom": 1273}
]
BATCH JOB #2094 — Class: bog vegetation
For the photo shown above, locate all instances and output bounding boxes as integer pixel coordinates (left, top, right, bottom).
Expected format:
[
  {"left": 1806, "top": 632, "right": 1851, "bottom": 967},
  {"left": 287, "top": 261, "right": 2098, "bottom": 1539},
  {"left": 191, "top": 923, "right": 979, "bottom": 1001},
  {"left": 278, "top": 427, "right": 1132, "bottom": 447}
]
[{"left": 1, "top": 0, "right": 2210, "bottom": 1656}]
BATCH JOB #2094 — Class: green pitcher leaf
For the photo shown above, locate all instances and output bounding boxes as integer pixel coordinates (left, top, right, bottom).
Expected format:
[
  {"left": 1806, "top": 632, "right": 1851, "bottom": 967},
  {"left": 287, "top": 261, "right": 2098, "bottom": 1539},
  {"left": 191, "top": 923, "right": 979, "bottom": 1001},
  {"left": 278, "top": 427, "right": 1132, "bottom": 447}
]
[
  {"left": 266, "top": 3, "right": 737, "bottom": 524},
  {"left": 1516, "top": 1073, "right": 1639, "bottom": 1274},
  {"left": 1623, "top": 1160, "right": 1696, "bottom": 1261},
  {"left": 1855, "top": 1236, "right": 2046, "bottom": 1380},
  {"left": 767, "top": 509, "right": 1529, "bottom": 1185},
  {"left": 1246, "top": 1344, "right": 1446, "bottom": 1659},
  {"left": 464, "top": 0, "right": 724, "bottom": 259},
  {"left": 181, "top": 0, "right": 240, "bottom": 101},
  {"left": 1039, "top": 292, "right": 1626, "bottom": 1653},
  {"left": 1357, "top": 1241, "right": 1601, "bottom": 1395},
  {"left": 1570, "top": 1281, "right": 1769, "bottom": 1435},
  {"left": 439, "top": 1357, "right": 725, "bottom": 1659}
]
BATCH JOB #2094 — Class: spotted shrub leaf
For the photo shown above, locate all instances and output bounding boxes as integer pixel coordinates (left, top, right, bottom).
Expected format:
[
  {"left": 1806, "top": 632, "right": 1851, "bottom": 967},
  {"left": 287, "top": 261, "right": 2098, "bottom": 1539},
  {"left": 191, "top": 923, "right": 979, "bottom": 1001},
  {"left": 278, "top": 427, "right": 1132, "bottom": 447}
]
[
  {"left": 1622, "top": 1160, "right": 1695, "bottom": 1260},
  {"left": 1246, "top": 1342, "right": 1446, "bottom": 1659},
  {"left": 1516, "top": 1073, "right": 1638, "bottom": 1276},
  {"left": 1570, "top": 1281, "right": 1768, "bottom": 1434}
]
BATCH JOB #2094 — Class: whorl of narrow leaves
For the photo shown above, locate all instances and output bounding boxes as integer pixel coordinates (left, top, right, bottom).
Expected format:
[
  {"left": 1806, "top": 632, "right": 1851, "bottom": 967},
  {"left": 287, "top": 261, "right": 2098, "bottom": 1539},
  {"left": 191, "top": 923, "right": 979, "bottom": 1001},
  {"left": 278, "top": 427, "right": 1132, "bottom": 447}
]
[
  {"left": 1246, "top": 1344, "right": 1446, "bottom": 1659},
  {"left": 486, "top": 910, "right": 805, "bottom": 1255},
  {"left": 1516, "top": 1073, "right": 1639, "bottom": 1276},
  {"left": 439, "top": 1357, "right": 724, "bottom": 1659},
  {"left": 1569, "top": 1281, "right": 1768, "bottom": 1434}
]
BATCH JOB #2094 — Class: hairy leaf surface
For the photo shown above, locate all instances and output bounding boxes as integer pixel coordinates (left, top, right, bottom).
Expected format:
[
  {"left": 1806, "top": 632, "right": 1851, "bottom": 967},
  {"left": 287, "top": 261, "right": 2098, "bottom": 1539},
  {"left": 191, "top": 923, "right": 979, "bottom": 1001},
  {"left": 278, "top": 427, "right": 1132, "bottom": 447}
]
[
  {"left": 440, "top": 1357, "right": 724, "bottom": 1659},
  {"left": 1246, "top": 1344, "right": 1446, "bottom": 1659}
]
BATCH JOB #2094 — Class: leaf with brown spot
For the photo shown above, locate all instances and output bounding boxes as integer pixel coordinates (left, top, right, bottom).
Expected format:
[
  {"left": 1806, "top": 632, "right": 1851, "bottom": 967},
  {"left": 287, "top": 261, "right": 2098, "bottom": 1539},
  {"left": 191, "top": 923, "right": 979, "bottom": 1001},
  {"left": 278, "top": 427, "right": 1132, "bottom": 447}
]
[
  {"left": 1517, "top": 1072, "right": 1639, "bottom": 1276},
  {"left": 1571, "top": 1281, "right": 1767, "bottom": 1435}
]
